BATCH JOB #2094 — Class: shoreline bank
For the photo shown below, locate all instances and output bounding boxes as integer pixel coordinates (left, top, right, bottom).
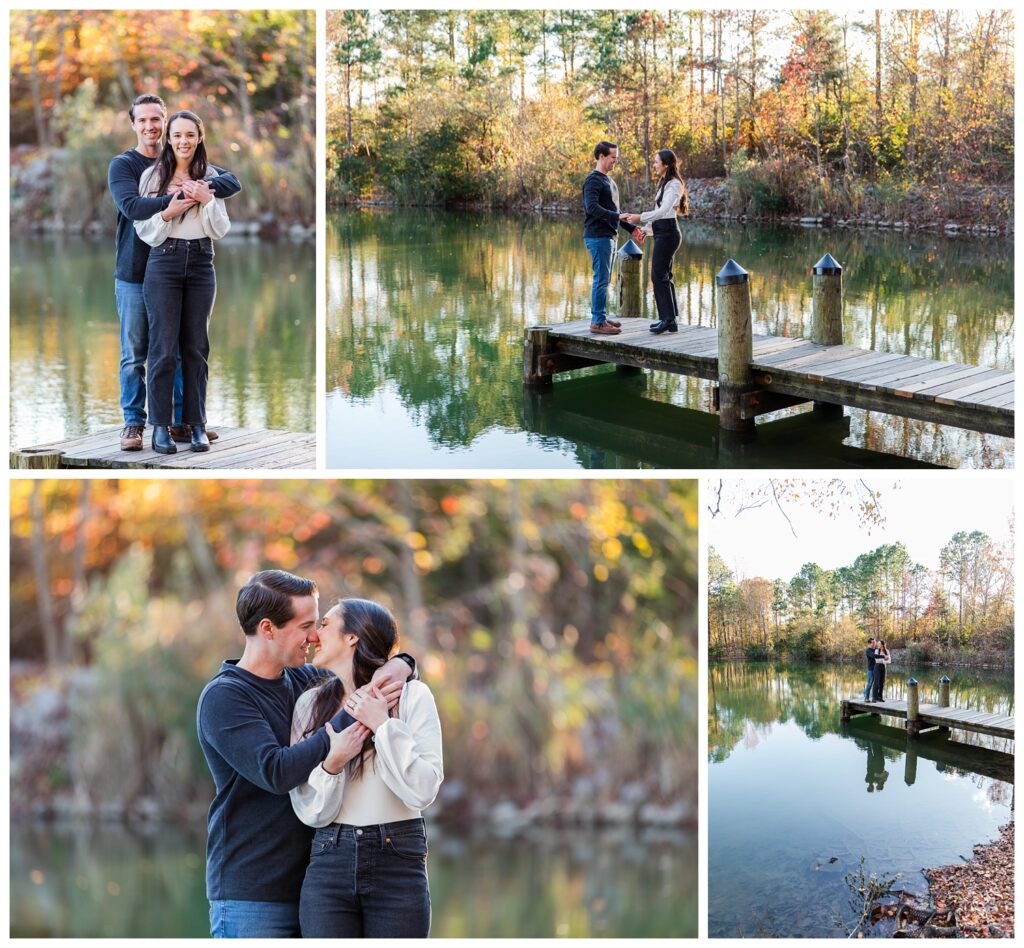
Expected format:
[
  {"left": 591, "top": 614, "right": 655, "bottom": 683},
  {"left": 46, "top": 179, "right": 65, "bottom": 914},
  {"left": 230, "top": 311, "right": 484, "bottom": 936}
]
[{"left": 335, "top": 177, "right": 1013, "bottom": 238}]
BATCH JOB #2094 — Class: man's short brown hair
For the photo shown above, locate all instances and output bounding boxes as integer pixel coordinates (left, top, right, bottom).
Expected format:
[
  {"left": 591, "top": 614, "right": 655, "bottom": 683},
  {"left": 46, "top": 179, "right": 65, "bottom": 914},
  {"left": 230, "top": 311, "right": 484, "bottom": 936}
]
[
  {"left": 236, "top": 570, "right": 318, "bottom": 636},
  {"left": 129, "top": 94, "right": 167, "bottom": 123}
]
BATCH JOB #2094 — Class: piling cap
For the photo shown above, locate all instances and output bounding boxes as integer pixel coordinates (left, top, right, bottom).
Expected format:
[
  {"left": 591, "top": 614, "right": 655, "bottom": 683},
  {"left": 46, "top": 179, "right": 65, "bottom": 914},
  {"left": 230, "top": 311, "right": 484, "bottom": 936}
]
[
  {"left": 939, "top": 675, "right": 950, "bottom": 683},
  {"left": 907, "top": 677, "right": 918, "bottom": 686},
  {"left": 717, "top": 258, "right": 748, "bottom": 286},
  {"left": 617, "top": 239, "right": 644, "bottom": 259},
  {"left": 813, "top": 253, "right": 843, "bottom": 275}
]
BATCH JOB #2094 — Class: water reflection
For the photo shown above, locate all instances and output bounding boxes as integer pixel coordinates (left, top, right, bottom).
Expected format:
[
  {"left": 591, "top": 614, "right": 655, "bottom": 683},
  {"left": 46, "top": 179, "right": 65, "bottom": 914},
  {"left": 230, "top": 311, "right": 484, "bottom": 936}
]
[
  {"left": 708, "top": 662, "right": 1013, "bottom": 937},
  {"left": 10, "top": 235, "right": 315, "bottom": 448},
  {"left": 327, "top": 210, "right": 1013, "bottom": 469},
  {"left": 11, "top": 822, "right": 696, "bottom": 938}
]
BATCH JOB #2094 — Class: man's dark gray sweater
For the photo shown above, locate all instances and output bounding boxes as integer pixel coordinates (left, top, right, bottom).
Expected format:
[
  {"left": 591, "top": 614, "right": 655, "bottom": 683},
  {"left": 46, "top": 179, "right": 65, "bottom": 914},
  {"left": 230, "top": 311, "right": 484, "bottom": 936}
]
[
  {"left": 197, "top": 662, "right": 342, "bottom": 902},
  {"left": 107, "top": 149, "right": 241, "bottom": 284}
]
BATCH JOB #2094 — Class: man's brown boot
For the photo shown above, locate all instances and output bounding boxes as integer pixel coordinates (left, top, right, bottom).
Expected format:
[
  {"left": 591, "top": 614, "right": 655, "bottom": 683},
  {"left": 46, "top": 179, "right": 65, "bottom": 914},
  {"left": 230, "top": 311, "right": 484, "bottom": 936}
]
[
  {"left": 120, "top": 425, "right": 144, "bottom": 451},
  {"left": 170, "top": 424, "right": 219, "bottom": 443}
]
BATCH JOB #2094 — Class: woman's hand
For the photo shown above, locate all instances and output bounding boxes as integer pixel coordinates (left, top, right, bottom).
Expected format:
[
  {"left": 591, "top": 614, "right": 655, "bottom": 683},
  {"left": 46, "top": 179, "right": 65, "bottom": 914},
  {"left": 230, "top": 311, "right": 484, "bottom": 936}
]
[
  {"left": 322, "top": 720, "right": 371, "bottom": 774},
  {"left": 183, "top": 179, "right": 214, "bottom": 206},
  {"left": 622, "top": 212, "right": 641, "bottom": 225},
  {"left": 346, "top": 685, "right": 391, "bottom": 733},
  {"left": 161, "top": 191, "right": 197, "bottom": 220}
]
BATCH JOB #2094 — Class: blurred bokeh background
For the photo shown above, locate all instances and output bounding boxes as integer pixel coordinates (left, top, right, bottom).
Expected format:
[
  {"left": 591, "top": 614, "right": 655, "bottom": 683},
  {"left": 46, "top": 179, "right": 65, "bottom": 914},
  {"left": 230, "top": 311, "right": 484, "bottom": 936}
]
[{"left": 10, "top": 478, "right": 698, "bottom": 937}]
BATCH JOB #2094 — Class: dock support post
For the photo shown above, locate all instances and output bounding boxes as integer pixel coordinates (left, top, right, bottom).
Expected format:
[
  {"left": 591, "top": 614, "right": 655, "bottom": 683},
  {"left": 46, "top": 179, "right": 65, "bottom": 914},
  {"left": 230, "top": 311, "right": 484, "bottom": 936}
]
[
  {"left": 618, "top": 253, "right": 643, "bottom": 318},
  {"left": 906, "top": 677, "right": 920, "bottom": 737},
  {"left": 523, "top": 326, "right": 554, "bottom": 388},
  {"left": 811, "top": 253, "right": 844, "bottom": 418},
  {"left": 937, "top": 675, "right": 951, "bottom": 734},
  {"left": 840, "top": 699, "right": 850, "bottom": 721},
  {"left": 716, "top": 259, "right": 755, "bottom": 440}
]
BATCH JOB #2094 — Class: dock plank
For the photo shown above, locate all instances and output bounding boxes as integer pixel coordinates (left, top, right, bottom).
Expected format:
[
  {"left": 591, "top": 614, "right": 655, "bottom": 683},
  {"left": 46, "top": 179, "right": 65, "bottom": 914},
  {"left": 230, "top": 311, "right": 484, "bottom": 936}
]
[
  {"left": 12, "top": 426, "right": 316, "bottom": 471},
  {"left": 540, "top": 320, "right": 1014, "bottom": 437}
]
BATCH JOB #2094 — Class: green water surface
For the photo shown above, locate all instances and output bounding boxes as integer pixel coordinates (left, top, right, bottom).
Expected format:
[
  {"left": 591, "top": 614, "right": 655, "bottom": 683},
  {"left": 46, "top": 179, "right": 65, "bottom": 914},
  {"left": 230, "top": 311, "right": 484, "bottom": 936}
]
[
  {"left": 10, "top": 823, "right": 696, "bottom": 938},
  {"left": 326, "top": 210, "right": 1013, "bottom": 469},
  {"left": 10, "top": 235, "right": 315, "bottom": 447}
]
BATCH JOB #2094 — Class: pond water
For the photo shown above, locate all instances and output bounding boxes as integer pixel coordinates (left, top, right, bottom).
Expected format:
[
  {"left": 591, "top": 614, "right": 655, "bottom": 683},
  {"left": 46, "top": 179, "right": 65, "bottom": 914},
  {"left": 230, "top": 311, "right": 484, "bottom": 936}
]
[
  {"left": 708, "top": 661, "right": 1014, "bottom": 938},
  {"left": 9, "top": 235, "right": 315, "bottom": 448},
  {"left": 326, "top": 210, "right": 1013, "bottom": 470},
  {"left": 11, "top": 822, "right": 696, "bottom": 938}
]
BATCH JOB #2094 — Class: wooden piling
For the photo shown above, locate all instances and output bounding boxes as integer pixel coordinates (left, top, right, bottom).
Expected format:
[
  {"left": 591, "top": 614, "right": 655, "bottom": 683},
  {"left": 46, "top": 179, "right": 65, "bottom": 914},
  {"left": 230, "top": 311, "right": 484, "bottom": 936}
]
[
  {"left": 811, "top": 253, "right": 844, "bottom": 418},
  {"left": 938, "top": 675, "right": 951, "bottom": 733},
  {"left": 618, "top": 254, "right": 643, "bottom": 318},
  {"left": 906, "top": 677, "right": 920, "bottom": 736},
  {"left": 523, "top": 326, "right": 554, "bottom": 387},
  {"left": 716, "top": 259, "right": 755, "bottom": 437}
]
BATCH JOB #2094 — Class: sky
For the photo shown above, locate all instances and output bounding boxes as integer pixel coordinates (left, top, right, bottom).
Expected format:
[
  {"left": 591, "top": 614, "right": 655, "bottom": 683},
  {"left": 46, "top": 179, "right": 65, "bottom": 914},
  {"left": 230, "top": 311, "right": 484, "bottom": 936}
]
[{"left": 707, "top": 477, "right": 1014, "bottom": 581}]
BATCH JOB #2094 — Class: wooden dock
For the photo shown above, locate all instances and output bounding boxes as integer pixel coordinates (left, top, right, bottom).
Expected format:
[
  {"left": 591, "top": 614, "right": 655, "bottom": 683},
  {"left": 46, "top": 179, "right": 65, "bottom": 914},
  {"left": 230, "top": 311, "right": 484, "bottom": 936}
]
[
  {"left": 525, "top": 319, "right": 1014, "bottom": 438},
  {"left": 841, "top": 698, "right": 1014, "bottom": 742},
  {"left": 11, "top": 426, "right": 316, "bottom": 470}
]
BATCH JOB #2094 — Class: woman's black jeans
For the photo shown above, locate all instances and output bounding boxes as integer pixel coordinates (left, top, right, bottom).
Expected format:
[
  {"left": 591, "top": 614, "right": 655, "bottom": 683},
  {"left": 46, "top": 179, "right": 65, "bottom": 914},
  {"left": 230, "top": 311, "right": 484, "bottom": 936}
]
[
  {"left": 650, "top": 219, "right": 681, "bottom": 324},
  {"left": 143, "top": 237, "right": 216, "bottom": 427},
  {"left": 299, "top": 818, "right": 431, "bottom": 938}
]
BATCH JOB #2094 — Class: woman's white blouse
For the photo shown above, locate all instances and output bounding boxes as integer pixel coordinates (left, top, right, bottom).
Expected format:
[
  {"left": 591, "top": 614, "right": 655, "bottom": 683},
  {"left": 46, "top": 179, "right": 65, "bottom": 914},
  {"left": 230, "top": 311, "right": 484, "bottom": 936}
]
[
  {"left": 289, "top": 680, "right": 444, "bottom": 828},
  {"left": 134, "top": 166, "right": 231, "bottom": 247},
  {"left": 639, "top": 178, "right": 683, "bottom": 230}
]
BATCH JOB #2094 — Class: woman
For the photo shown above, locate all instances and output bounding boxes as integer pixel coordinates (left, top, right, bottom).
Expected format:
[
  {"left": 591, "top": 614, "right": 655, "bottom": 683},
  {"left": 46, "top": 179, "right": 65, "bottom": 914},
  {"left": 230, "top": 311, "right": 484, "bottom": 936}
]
[
  {"left": 621, "top": 149, "right": 689, "bottom": 334},
  {"left": 135, "top": 110, "right": 230, "bottom": 454},
  {"left": 871, "top": 640, "right": 891, "bottom": 702},
  {"left": 290, "top": 599, "right": 443, "bottom": 938}
]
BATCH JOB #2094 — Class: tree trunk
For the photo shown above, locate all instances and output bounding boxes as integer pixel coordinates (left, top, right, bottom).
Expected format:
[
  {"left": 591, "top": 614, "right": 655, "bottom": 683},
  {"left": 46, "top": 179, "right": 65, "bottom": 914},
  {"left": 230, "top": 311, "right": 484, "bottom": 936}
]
[{"left": 30, "top": 482, "right": 60, "bottom": 667}]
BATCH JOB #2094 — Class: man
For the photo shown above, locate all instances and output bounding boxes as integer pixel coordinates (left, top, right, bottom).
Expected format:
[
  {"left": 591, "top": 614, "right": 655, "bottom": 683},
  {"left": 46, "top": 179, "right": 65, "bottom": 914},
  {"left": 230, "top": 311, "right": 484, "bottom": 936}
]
[
  {"left": 197, "top": 570, "right": 416, "bottom": 938},
  {"left": 107, "top": 94, "right": 241, "bottom": 451},
  {"left": 582, "top": 141, "right": 645, "bottom": 336},
  {"left": 863, "top": 637, "right": 876, "bottom": 702}
]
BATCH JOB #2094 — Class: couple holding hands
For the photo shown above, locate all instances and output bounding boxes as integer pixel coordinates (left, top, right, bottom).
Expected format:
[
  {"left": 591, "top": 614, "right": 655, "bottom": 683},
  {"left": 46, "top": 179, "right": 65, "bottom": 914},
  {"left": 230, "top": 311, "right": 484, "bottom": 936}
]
[{"left": 582, "top": 140, "right": 689, "bottom": 336}]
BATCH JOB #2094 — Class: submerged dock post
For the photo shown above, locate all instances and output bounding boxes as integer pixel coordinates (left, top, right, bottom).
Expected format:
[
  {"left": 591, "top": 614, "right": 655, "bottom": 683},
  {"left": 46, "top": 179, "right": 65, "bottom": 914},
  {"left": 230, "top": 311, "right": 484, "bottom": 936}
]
[
  {"left": 810, "top": 253, "right": 844, "bottom": 418},
  {"left": 716, "top": 259, "right": 755, "bottom": 439},
  {"left": 523, "top": 326, "right": 554, "bottom": 388},
  {"left": 906, "top": 677, "right": 920, "bottom": 737}
]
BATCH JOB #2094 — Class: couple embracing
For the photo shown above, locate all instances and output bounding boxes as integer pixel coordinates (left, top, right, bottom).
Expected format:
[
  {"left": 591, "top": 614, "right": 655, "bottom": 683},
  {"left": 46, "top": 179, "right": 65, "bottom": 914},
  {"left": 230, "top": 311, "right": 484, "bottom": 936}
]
[
  {"left": 582, "top": 140, "right": 689, "bottom": 336},
  {"left": 108, "top": 94, "right": 235, "bottom": 456},
  {"left": 198, "top": 570, "right": 443, "bottom": 938}
]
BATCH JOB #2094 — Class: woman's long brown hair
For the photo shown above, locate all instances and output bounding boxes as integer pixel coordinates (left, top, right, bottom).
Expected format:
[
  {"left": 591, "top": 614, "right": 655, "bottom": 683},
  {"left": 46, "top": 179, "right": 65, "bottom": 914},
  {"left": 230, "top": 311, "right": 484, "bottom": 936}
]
[{"left": 301, "top": 599, "right": 399, "bottom": 779}]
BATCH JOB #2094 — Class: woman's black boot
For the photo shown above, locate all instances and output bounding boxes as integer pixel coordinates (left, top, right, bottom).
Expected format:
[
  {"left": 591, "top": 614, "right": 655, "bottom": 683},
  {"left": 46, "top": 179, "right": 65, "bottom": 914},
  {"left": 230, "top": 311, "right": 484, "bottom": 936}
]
[
  {"left": 190, "top": 425, "right": 211, "bottom": 452},
  {"left": 650, "top": 320, "right": 678, "bottom": 334},
  {"left": 152, "top": 426, "right": 177, "bottom": 454}
]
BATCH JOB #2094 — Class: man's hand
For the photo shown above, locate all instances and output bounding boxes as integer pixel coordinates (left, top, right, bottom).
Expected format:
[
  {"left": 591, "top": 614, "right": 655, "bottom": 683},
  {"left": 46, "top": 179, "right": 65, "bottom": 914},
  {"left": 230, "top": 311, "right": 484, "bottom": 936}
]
[
  {"left": 183, "top": 179, "right": 214, "bottom": 206},
  {"left": 162, "top": 191, "right": 197, "bottom": 220},
  {"left": 632, "top": 227, "right": 646, "bottom": 244},
  {"left": 622, "top": 213, "right": 641, "bottom": 225},
  {"left": 322, "top": 720, "right": 371, "bottom": 774},
  {"left": 347, "top": 685, "right": 390, "bottom": 733}
]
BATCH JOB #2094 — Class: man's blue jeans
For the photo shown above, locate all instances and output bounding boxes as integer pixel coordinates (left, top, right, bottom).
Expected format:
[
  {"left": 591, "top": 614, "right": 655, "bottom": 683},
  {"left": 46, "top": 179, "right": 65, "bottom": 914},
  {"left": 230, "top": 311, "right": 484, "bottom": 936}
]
[
  {"left": 864, "top": 669, "right": 874, "bottom": 700},
  {"left": 209, "top": 899, "right": 300, "bottom": 938},
  {"left": 583, "top": 237, "right": 614, "bottom": 325},
  {"left": 115, "top": 279, "right": 183, "bottom": 426}
]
